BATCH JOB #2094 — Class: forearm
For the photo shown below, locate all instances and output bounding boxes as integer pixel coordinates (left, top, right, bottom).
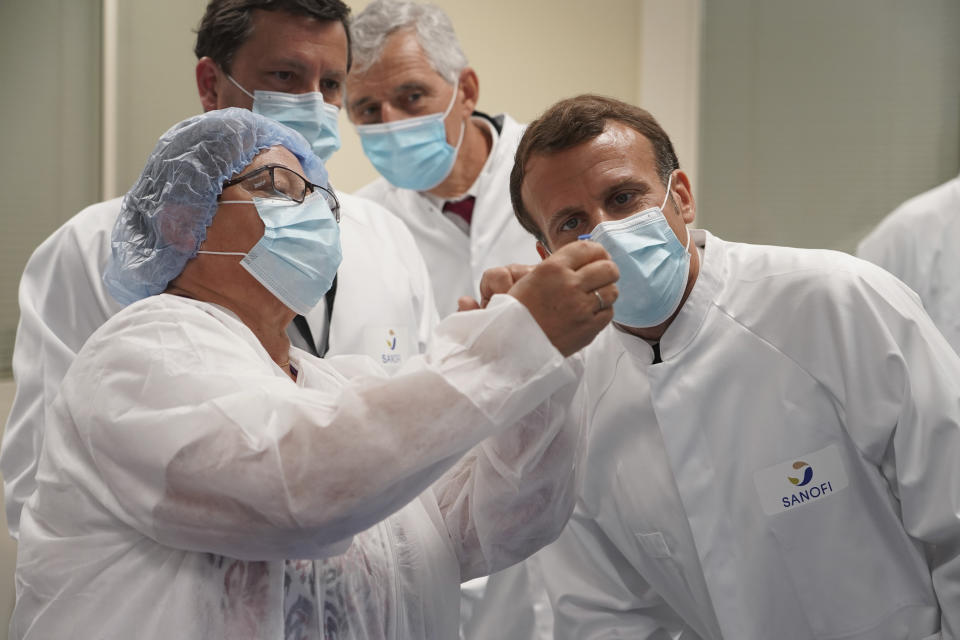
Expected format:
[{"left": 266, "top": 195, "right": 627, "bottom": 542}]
[
  {"left": 78, "top": 295, "right": 576, "bottom": 560},
  {"left": 433, "top": 365, "right": 584, "bottom": 580}
]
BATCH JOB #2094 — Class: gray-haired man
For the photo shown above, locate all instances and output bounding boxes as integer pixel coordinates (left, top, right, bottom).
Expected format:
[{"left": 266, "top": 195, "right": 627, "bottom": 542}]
[
  {"left": 344, "top": 2, "right": 552, "bottom": 638},
  {"left": 346, "top": 0, "right": 540, "bottom": 319}
]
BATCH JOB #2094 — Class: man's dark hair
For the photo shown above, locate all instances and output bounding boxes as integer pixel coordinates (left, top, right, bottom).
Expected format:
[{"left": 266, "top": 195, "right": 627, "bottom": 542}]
[
  {"left": 194, "top": 0, "right": 352, "bottom": 73},
  {"left": 510, "top": 94, "right": 680, "bottom": 244}
]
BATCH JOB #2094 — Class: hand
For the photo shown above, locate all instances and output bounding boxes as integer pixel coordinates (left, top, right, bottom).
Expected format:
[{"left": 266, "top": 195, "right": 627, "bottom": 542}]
[
  {"left": 508, "top": 241, "right": 618, "bottom": 357},
  {"left": 458, "top": 264, "right": 535, "bottom": 311}
]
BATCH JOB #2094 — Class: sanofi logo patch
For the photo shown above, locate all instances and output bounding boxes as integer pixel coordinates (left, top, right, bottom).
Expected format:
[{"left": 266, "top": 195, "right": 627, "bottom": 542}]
[
  {"left": 364, "top": 325, "right": 411, "bottom": 371},
  {"left": 753, "top": 444, "right": 849, "bottom": 515}
]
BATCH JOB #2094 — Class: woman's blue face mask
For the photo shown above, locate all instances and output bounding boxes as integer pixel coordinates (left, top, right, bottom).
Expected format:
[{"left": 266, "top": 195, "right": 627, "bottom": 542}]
[{"left": 198, "top": 192, "right": 342, "bottom": 315}]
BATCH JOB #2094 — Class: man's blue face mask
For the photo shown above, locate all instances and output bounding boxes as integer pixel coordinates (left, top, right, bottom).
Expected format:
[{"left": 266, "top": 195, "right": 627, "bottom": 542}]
[
  {"left": 578, "top": 173, "right": 691, "bottom": 328},
  {"left": 354, "top": 80, "right": 465, "bottom": 192},
  {"left": 228, "top": 75, "right": 342, "bottom": 163}
]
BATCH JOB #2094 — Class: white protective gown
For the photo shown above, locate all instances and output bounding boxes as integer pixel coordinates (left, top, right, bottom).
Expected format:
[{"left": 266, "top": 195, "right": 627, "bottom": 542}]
[
  {"left": 538, "top": 230, "right": 960, "bottom": 640},
  {"left": 857, "top": 174, "right": 960, "bottom": 353},
  {"left": 1, "top": 191, "right": 438, "bottom": 539},
  {"left": 11, "top": 292, "right": 584, "bottom": 639},
  {"left": 357, "top": 113, "right": 541, "bottom": 317}
]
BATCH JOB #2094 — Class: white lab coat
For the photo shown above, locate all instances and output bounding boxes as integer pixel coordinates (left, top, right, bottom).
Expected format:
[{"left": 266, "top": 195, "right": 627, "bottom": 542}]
[
  {"left": 1, "top": 191, "right": 438, "bottom": 539},
  {"left": 857, "top": 174, "right": 960, "bottom": 353},
  {"left": 11, "top": 292, "right": 583, "bottom": 639},
  {"left": 538, "top": 230, "right": 960, "bottom": 639},
  {"left": 357, "top": 113, "right": 541, "bottom": 317}
]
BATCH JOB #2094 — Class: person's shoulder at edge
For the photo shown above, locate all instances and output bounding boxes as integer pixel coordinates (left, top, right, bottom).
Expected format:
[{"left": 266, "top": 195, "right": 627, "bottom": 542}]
[
  {"left": 28, "top": 197, "right": 124, "bottom": 262},
  {"left": 859, "top": 175, "right": 960, "bottom": 252}
]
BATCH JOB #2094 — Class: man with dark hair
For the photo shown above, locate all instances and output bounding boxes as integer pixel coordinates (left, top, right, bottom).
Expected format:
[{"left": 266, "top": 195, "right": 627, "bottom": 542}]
[
  {"left": 504, "top": 94, "right": 960, "bottom": 638},
  {"left": 194, "top": 0, "right": 353, "bottom": 71},
  {"left": 3, "top": 0, "right": 438, "bottom": 542}
]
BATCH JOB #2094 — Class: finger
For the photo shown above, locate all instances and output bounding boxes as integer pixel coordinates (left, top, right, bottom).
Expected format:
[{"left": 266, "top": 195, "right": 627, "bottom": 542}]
[
  {"left": 503, "top": 263, "right": 535, "bottom": 281},
  {"left": 575, "top": 258, "right": 620, "bottom": 292},
  {"left": 591, "top": 282, "right": 619, "bottom": 312},
  {"left": 457, "top": 296, "right": 481, "bottom": 312},
  {"left": 478, "top": 267, "right": 515, "bottom": 302},
  {"left": 544, "top": 240, "right": 611, "bottom": 271},
  {"left": 478, "top": 264, "right": 534, "bottom": 305}
]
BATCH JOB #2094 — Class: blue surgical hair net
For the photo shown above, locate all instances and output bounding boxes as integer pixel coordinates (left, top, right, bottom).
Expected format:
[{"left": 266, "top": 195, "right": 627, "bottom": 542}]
[{"left": 103, "top": 107, "right": 329, "bottom": 306}]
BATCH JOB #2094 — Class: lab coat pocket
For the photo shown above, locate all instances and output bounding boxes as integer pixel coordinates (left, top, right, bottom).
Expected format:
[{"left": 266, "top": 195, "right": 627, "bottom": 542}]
[
  {"left": 765, "top": 479, "right": 937, "bottom": 638},
  {"left": 629, "top": 529, "right": 694, "bottom": 597},
  {"left": 635, "top": 531, "right": 672, "bottom": 559},
  {"left": 612, "top": 463, "right": 692, "bottom": 596}
]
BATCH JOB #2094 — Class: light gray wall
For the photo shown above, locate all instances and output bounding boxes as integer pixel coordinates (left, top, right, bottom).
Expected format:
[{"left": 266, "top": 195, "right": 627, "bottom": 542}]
[
  {"left": 0, "top": 1, "right": 102, "bottom": 377},
  {"left": 699, "top": 0, "right": 960, "bottom": 252},
  {"left": 112, "top": 1, "right": 211, "bottom": 194}
]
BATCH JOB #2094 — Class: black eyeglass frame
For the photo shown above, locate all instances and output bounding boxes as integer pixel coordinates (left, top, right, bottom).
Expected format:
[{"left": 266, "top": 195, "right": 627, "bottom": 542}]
[{"left": 222, "top": 163, "right": 340, "bottom": 222}]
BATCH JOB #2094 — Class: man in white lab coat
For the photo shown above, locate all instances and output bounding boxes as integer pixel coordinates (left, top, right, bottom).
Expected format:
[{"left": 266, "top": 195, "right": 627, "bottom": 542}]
[
  {"left": 2, "top": 0, "right": 438, "bottom": 539},
  {"left": 506, "top": 94, "right": 960, "bottom": 639},
  {"left": 344, "top": 3, "right": 551, "bottom": 637},
  {"left": 345, "top": 0, "right": 540, "bottom": 318},
  {"left": 857, "top": 174, "right": 960, "bottom": 354}
]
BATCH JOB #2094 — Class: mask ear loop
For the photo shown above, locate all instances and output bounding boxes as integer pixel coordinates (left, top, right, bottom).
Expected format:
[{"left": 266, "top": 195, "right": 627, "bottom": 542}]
[
  {"left": 196, "top": 199, "right": 258, "bottom": 256},
  {"left": 197, "top": 249, "right": 246, "bottom": 256},
  {"left": 659, "top": 172, "right": 674, "bottom": 211},
  {"left": 226, "top": 74, "right": 255, "bottom": 100},
  {"left": 442, "top": 78, "right": 467, "bottom": 153},
  {"left": 661, "top": 171, "right": 691, "bottom": 251}
]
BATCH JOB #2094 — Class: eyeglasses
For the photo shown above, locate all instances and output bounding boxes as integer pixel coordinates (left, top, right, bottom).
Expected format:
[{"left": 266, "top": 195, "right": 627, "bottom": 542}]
[{"left": 221, "top": 164, "right": 340, "bottom": 221}]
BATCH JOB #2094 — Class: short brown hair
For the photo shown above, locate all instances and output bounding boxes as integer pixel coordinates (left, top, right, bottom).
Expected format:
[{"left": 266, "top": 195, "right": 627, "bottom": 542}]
[
  {"left": 194, "top": 0, "right": 352, "bottom": 73},
  {"left": 510, "top": 94, "right": 680, "bottom": 243}
]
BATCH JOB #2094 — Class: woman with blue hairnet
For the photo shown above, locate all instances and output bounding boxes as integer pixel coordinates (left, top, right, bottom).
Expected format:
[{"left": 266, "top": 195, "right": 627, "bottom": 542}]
[{"left": 10, "top": 108, "right": 619, "bottom": 639}]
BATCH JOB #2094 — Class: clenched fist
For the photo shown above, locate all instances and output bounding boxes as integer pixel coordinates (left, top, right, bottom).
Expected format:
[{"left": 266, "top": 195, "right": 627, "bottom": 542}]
[{"left": 461, "top": 242, "right": 618, "bottom": 357}]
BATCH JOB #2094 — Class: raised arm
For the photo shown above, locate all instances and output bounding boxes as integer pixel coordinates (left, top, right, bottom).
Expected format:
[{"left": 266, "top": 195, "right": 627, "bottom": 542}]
[
  {"left": 432, "top": 241, "right": 619, "bottom": 578},
  {"left": 57, "top": 243, "right": 615, "bottom": 562}
]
